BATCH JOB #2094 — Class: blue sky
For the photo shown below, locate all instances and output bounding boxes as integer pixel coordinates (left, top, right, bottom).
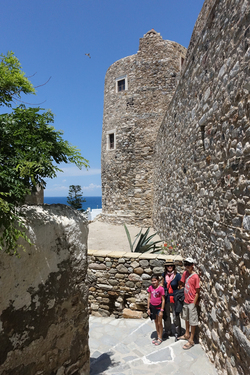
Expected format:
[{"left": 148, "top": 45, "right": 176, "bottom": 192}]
[{"left": 1, "top": 0, "right": 204, "bottom": 196}]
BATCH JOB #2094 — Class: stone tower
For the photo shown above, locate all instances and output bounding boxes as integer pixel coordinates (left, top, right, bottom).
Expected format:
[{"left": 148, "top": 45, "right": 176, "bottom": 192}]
[{"left": 101, "top": 30, "right": 186, "bottom": 226}]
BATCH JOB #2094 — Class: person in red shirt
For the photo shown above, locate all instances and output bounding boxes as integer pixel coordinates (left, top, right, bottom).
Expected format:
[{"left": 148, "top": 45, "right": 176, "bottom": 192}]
[
  {"left": 147, "top": 275, "right": 165, "bottom": 346},
  {"left": 178, "top": 257, "right": 200, "bottom": 350}
]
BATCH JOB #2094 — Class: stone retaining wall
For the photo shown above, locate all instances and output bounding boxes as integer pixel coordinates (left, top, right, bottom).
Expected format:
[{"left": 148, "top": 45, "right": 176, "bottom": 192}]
[{"left": 87, "top": 250, "right": 182, "bottom": 318}]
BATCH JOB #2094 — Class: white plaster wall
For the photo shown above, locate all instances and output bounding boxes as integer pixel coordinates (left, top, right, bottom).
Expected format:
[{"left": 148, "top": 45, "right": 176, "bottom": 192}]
[{"left": 0, "top": 204, "right": 89, "bottom": 375}]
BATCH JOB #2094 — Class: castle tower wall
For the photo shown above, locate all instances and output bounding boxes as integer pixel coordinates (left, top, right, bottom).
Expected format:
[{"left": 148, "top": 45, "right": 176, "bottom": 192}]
[
  {"left": 153, "top": 0, "right": 250, "bottom": 373},
  {"left": 101, "top": 30, "right": 186, "bottom": 225}
]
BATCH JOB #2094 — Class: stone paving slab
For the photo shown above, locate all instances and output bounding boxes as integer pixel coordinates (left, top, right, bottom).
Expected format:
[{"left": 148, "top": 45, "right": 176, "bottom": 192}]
[{"left": 89, "top": 316, "right": 218, "bottom": 375}]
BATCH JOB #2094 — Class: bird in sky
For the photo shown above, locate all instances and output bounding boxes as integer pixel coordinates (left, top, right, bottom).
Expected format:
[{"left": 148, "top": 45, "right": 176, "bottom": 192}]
[{"left": 85, "top": 53, "right": 91, "bottom": 58}]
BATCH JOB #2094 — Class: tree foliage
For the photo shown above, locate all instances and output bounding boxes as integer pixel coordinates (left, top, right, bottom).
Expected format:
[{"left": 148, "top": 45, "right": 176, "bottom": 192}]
[
  {"left": 67, "top": 185, "right": 86, "bottom": 211},
  {"left": 0, "top": 52, "right": 89, "bottom": 254},
  {"left": 0, "top": 51, "right": 35, "bottom": 107}
]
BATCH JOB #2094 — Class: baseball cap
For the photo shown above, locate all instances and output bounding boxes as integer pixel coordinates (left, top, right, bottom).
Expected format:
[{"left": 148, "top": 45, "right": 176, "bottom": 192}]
[{"left": 184, "top": 257, "right": 196, "bottom": 264}]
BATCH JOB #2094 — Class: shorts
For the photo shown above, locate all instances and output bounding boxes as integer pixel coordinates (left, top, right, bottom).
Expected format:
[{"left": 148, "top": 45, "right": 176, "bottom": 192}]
[
  {"left": 181, "top": 303, "right": 198, "bottom": 326},
  {"left": 150, "top": 303, "right": 162, "bottom": 320}
]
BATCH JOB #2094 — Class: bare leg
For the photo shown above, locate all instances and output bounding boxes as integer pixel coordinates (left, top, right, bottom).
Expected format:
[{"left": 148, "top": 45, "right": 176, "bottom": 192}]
[
  {"left": 154, "top": 315, "right": 163, "bottom": 345},
  {"left": 155, "top": 316, "right": 163, "bottom": 340},
  {"left": 155, "top": 318, "right": 159, "bottom": 339},
  {"left": 184, "top": 320, "right": 190, "bottom": 339},
  {"left": 157, "top": 315, "right": 163, "bottom": 340},
  {"left": 189, "top": 325, "right": 196, "bottom": 344}
]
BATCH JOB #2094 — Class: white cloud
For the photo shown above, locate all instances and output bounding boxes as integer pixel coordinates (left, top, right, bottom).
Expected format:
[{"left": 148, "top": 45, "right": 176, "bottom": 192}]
[
  {"left": 82, "top": 183, "right": 101, "bottom": 190},
  {"left": 45, "top": 183, "right": 101, "bottom": 193},
  {"left": 57, "top": 167, "right": 101, "bottom": 177},
  {"left": 45, "top": 185, "right": 68, "bottom": 192}
]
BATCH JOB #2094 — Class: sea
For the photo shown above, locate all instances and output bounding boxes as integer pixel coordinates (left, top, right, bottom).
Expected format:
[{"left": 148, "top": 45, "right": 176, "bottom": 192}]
[{"left": 44, "top": 196, "right": 102, "bottom": 211}]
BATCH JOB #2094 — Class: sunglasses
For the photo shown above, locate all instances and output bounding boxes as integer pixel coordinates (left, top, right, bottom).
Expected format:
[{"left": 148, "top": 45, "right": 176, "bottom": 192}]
[{"left": 184, "top": 262, "right": 193, "bottom": 266}]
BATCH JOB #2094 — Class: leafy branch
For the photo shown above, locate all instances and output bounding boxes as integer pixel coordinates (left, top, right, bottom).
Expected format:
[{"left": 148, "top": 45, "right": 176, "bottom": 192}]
[{"left": 0, "top": 52, "right": 89, "bottom": 255}]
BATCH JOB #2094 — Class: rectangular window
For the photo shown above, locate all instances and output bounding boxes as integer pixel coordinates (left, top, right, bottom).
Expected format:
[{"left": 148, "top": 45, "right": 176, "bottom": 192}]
[
  {"left": 116, "top": 75, "right": 128, "bottom": 93},
  {"left": 106, "top": 129, "right": 116, "bottom": 150},
  {"left": 109, "top": 133, "right": 114, "bottom": 149},
  {"left": 117, "top": 79, "right": 125, "bottom": 92}
]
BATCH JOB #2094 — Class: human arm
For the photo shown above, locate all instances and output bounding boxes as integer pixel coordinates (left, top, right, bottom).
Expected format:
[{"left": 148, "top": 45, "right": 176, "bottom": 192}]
[
  {"left": 193, "top": 288, "right": 200, "bottom": 305},
  {"left": 158, "top": 287, "right": 165, "bottom": 317},
  {"left": 175, "top": 273, "right": 181, "bottom": 289},
  {"left": 179, "top": 272, "right": 186, "bottom": 289},
  {"left": 147, "top": 292, "right": 151, "bottom": 316},
  {"left": 161, "top": 293, "right": 165, "bottom": 310}
]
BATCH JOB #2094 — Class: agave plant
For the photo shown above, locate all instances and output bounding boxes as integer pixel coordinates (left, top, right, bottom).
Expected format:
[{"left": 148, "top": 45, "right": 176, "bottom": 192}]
[{"left": 123, "top": 224, "right": 162, "bottom": 253}]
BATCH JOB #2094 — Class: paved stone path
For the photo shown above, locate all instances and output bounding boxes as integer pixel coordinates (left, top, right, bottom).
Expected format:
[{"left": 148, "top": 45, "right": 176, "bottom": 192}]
[{"left": 89, "top": 316, "right": 217, "bottom": 375}]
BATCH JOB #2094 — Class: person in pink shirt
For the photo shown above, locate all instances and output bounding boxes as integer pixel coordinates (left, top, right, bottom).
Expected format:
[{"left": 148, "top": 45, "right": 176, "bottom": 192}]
[
  {"left": 147, "top": 275, "right": 165, "bottom": 345},
  {"left": 178, "top": 257, "right": 200, "bottom": 350}
]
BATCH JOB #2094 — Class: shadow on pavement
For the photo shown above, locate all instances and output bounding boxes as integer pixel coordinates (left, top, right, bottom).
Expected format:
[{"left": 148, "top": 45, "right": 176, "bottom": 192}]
[{"left": 90, "top": 352, "right": 120, "bottom": 375}]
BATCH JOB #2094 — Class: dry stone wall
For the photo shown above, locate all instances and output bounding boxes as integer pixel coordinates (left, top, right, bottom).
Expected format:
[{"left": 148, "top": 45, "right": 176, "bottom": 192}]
[
  {"left": 153, "top": 0, "right": 250, "bottom": 374},
  {"left": 0, "top": 205, "right": 89, "bottom": 375},
  {"left": 87, "top": 250, "right": 182, "bottom": 318},
  {"left": 101, "top": 30, "right": 186, "bottom": 226}
]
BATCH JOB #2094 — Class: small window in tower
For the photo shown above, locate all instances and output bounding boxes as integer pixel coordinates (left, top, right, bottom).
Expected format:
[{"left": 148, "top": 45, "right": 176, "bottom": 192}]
[
  {"left": 109, "top": 133, "right": 114, "bottom": 149},
  {"left": 106, "top": 129, "right": 116, "bottom": 150},
  {"left": 116, "top": 75, "right": 128, "bottom": 93},
  {"left": 117, "top": 79, "right": 125, "bottom": 92}
]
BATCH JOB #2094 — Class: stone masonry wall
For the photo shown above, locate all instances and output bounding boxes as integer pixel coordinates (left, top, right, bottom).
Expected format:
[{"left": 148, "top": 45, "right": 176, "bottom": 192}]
[
  {"left": 87, "top": 250, "right": 182, "bottom": 318},
  {"left": 185, "top": 0, "right": 216, "bottom": 63},
  {"left": 153, "top": 0, "right": 250, "bottom": 374},
  {"left": 101, "top": 30, "right": 186, "bottom": 226},
  {"left": 0, "top": 205, "right": 89, "bottom": 375}
]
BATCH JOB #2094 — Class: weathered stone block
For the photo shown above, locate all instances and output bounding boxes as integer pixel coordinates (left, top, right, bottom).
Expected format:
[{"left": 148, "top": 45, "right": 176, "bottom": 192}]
[
  {"left": 131, "top": 261, "right": 140, "bottom": 268},
  {"left": 122, "top": 308, "right": 143, "bottom": 319},
  {"left": 149, "top": 260, "right": 163, "bottom": 267},
  {"left": 243, "top": 215, "right": 250, "bottom": 231},
  {"left": 152, "top": 266, "right": 164, "bottom": 274},
  {"left": 126, "top": 297, "right": 136, "bottom": 303},
  {"left": 141, "top": 273, "right": 151, "bottom": 280},
  {"left": 118, "top": 258, "right": 125, "bottom": 264},
  {"left": 139, "top": 260, "right": 149, "bottom": 267},
  {"left": 126, "top": 281, "right": 135, "bottom": 288},
  {"left": 109, "top": 280, "right": 118, "bottom": 286},
  {"left": 117, "top": 264, "right": 129, "bottom": 273},
  {"left": 115, "top": 273, "right": 126, "bottom": 279},
  {"left": 97, "top": 284, "right": 113, "bottom": 290},
  {"left": 134, "top": 267, "right": 144, "bottom": 275},
  {"left": 89, "top": 263, "right": 106, "bottom": 270},
  {"left": 128, "top": 273, "right": 141, "bottom": 281}
]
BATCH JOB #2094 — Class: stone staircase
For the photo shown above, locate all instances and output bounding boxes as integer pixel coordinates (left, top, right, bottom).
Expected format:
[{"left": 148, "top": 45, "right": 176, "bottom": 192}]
[{"left": 89, "top": 316, "right": 218, "bottom": 375}]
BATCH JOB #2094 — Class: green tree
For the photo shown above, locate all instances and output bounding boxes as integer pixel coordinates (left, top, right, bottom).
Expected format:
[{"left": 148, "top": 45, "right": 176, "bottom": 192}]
[
  {"left": 0, "top": 52, "right": 89, "bottom": 254},
  {"left": 0, "top": 51, "right": 35, "bottom": 107},
  {"left": 67, "top": 185, "right": 86, "bottom": 211}
]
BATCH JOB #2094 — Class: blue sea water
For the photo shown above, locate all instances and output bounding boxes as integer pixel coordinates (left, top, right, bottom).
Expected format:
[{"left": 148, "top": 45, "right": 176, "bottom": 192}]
[{"left": 44, "top": 196, "right": 102, "bottom": 210}]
